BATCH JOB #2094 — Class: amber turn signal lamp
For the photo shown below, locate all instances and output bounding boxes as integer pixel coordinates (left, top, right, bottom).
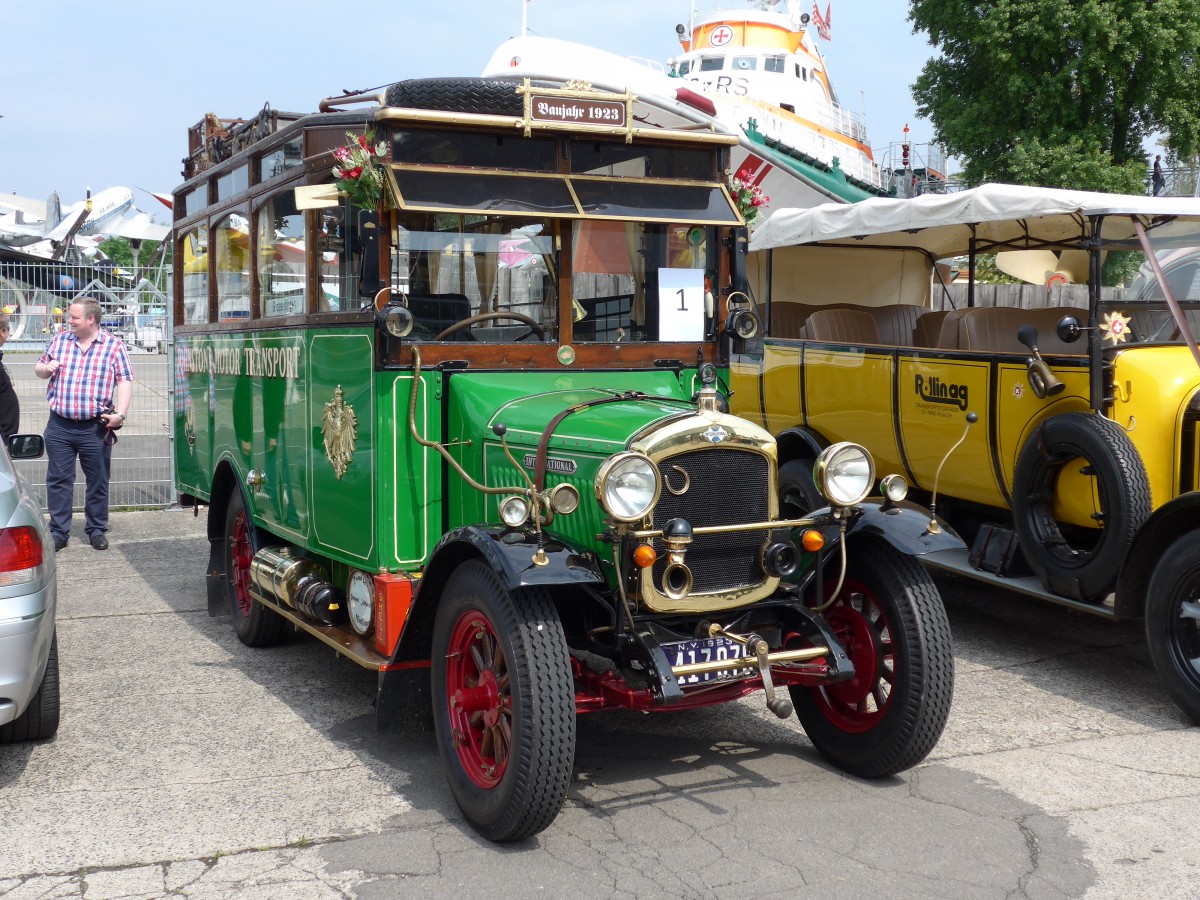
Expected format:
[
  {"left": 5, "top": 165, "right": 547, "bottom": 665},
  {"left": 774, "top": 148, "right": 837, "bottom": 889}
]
[
  {"left": 800, "top": 529, "right": 824, "bottom": 552},
  {"left": 632, "top": 544, "right": 657, "bottom": 568}
]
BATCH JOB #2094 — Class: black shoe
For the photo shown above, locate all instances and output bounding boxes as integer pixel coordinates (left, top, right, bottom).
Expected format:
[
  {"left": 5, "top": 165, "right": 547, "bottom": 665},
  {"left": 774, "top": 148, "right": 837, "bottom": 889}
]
[
  {"left": 89, "top": 533, "right": 108, "bottom": 551},
  {"left": 53, "top": 535, "right": 67, "bottom": 552}
]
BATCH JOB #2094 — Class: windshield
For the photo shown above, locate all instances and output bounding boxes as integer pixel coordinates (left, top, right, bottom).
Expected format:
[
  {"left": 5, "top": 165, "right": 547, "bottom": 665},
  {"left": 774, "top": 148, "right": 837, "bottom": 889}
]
[
  {"left": 1104, "top": 216, "right": 1200, "bottom": 347},
  {"left": 391, "top": 213, "right": 717, "bottom": 343}
]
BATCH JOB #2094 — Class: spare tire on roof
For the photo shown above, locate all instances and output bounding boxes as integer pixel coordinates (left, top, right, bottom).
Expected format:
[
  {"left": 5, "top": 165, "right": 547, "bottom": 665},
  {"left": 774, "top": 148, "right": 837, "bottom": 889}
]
[
  {"left": 384, "top": 78, "right": 526, "bottom": 117},
  {"left": 1011, "top": 411, "right": 1151, "bottom": 602}
]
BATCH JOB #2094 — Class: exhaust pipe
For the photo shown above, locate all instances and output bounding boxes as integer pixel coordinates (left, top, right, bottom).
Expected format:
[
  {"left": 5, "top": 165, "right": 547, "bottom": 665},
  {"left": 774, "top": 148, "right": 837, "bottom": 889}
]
[{"left": 249, "top": 547, "right": 345, "bottom": 626}]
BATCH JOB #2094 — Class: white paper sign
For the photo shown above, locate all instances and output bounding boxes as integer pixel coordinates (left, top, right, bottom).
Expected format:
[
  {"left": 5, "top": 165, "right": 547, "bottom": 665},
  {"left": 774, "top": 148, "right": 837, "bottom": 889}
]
[{"left": 657, "top": 268, "right": 705, "bottom": 342}]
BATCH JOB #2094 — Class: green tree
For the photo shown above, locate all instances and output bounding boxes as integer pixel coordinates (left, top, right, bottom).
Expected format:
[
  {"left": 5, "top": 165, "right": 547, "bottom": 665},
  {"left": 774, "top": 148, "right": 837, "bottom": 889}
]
[{"left": 910, "top": 0, "right": 1200, "bottom": 193}]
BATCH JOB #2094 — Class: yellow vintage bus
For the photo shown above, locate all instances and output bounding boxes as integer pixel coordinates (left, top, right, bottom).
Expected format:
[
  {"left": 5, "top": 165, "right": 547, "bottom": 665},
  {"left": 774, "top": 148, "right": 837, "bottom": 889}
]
[{"left": 731, "top": 183, "right": 1200, "bottom": 724}]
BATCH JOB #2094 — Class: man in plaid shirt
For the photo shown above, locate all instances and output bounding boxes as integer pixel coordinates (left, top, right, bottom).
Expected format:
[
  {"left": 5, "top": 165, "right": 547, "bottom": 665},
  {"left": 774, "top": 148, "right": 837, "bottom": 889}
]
[{"left": 35, "top": 297, "right": 133, "bottom": 551}]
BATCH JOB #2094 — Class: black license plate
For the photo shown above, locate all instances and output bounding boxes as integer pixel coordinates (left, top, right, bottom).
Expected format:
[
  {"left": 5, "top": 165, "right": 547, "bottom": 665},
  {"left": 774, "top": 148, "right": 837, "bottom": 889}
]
[{"left": 664, "top": 636, "right": 754, "bottom": 686}]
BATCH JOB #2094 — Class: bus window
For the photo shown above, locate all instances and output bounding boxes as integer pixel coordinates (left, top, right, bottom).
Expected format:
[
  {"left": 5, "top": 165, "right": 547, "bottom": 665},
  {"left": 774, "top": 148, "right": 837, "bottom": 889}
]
[
  {"left": 572, "top": 222, "right": 712, "bottom": 343},
  {"left": 180, "top": 225, "right": 209, "bottom": 324},
  {"left": 393, "top": 213, "right": 557, "bottom": 342},
  {"left": 257, "top": 190, "right": 306, "bottom": 317},
  {"left": 259, "top": 136, "right": 303, "bottom": 182},
  {"left": 214, "top": 212, "right": 251, "bottom": 322},
  {"left": 316, "top": 199, "right": 373, "bottom": 312}
]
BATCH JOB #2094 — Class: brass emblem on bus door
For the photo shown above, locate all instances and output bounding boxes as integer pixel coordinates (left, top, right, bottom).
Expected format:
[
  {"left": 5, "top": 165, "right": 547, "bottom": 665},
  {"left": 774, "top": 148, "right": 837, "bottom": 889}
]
[
  {"left": 321, "top": 385, "right": 358, "bottom": 479},
  {"left": 183, "top": 395, "right": 196, "bottom": 451}
]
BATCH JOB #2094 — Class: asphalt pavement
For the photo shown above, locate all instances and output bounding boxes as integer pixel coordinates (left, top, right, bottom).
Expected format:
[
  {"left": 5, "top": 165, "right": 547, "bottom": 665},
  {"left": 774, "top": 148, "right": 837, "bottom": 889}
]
[{"left": 0, "top": 509, "right": 1196, "bottom": 899}]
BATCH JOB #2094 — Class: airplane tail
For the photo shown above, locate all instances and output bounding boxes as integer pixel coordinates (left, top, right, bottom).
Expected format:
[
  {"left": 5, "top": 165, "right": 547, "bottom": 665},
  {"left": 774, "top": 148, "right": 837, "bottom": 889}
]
[{"left": 43, "top": 192, "right": 62, "bottom": 235}]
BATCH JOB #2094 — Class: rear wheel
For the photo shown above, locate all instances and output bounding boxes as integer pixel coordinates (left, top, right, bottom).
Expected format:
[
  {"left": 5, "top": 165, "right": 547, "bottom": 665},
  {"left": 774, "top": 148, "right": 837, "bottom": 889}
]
[
  {"left": 432, "top": 561, "right": 575, "bottom": 842},
  {"left": 1145, "top": 532, "right": 1200, "bottom": 724},
  {"left": 224, "top": 489, "right": 286, "bottom": 647},
  {"left": 0, "top": 632, "right": 60, "bottom": 743},
  {"left": 792, "top": 540, "right": 953, "bottom": 777}
]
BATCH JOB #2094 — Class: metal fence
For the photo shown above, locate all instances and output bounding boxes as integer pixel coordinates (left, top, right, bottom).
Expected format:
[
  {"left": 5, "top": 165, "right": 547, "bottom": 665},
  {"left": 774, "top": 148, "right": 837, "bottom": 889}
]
[{"left": 2, "top": 260, "right": 175, "bottom": 510}]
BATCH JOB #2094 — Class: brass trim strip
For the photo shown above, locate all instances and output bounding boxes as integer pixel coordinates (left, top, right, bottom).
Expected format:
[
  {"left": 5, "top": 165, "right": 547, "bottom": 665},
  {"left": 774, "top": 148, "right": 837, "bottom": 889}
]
[
  {"left": 373, "top": 107, "right": 740, "bottom": 145},
  {"left": 630, "top": 515, "right": 818, "bottom": 540},
  {"left": 250, "top": 587, "right": 386, "bottom": 670},
  {"left": 672, "top": 645, "right": 830, "bottom": 678}
]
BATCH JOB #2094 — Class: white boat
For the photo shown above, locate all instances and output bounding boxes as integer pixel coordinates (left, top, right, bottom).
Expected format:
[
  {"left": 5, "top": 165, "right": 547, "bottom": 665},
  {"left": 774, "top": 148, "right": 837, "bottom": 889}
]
[{"left": 483, "top": 1, "right": 948, "bottom": 221}]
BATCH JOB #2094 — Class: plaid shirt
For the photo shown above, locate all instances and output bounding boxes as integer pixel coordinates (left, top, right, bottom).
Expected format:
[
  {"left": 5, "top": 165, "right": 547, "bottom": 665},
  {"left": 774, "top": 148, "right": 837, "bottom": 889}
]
[{"left": 38, "top": 330, "right": 133, "bottom": 420}]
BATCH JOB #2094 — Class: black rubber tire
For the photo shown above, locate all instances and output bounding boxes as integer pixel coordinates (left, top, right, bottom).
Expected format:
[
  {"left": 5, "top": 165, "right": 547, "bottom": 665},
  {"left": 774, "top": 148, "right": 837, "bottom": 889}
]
[
  {"left": 1144, "top": 531, "right": 1200, "bottom": 724},
  {"left": 224, "top": 489, "right": 286, "bottom": 648},
  {"left": 384, "top": 78, "right": 525, "bottom": 116},
  {"left": 1012, "top": 412, "right": 1151, "bottom": 602},
  {"left": 431, "top": 560, "right": 575, "bottom": 842},
  {"left": 432, "top": 561, "right": 576, "bottom": 844},
  {"left": 791, "top": 540, "right": 954, "bottom": 777},
  {"left": 0, "top": 632, "right": 60, "bottom": 743},
  {"left": 779, "top": 459, "right": 824, "bottom": 519}
]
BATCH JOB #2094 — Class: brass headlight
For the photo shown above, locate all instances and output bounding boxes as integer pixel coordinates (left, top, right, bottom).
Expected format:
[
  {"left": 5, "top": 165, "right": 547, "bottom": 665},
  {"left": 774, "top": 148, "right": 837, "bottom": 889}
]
[
  {"left": 814, "top": 442, "right": 875, "bottom": 506},
  {"left": 499, "top": 495, "right": 530, "bottom": 528},
  {"left": 595, "top": 452, "right": 660, "bottom": 522}
]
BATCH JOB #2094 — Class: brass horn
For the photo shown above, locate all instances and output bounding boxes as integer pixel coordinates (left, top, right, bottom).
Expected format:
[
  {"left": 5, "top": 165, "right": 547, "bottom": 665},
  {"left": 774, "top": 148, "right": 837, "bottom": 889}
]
[{"left": 1017, "top": 325, "right": 1065, "bottom": 399}]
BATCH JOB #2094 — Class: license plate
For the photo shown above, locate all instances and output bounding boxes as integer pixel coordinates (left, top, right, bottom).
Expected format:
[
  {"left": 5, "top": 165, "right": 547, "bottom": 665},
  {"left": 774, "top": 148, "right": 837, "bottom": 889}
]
[{"left": 664, "top": 636, "right": 754, "bottom": 686}]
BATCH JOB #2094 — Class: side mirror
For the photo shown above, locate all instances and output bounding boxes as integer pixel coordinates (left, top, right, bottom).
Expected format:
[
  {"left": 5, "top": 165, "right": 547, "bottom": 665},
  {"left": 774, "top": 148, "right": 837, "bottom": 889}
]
[
  {"left": 1056, "top": 315, "right": 1083, "bottom": 343},
  {"left": 8, "top": 434, "right": 45, "bottom": 460}
]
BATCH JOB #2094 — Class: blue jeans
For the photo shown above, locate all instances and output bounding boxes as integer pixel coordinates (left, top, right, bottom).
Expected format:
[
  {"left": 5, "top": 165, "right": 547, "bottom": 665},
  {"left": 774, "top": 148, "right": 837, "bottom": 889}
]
[{"left": 44, "top": 412, "right": 112, "bottom": 540}]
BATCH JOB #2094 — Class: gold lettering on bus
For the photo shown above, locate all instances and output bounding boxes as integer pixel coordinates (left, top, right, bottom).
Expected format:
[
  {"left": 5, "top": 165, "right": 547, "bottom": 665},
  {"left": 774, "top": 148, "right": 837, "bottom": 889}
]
[{"left": 178, "top": 339, "right": 301, "bottom": 380}]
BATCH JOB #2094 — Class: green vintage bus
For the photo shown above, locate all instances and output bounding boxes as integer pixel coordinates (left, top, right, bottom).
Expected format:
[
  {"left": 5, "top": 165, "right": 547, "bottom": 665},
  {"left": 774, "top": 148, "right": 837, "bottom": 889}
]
[{"left": 171, "top": 77, "right": 961, "bottom": 841}]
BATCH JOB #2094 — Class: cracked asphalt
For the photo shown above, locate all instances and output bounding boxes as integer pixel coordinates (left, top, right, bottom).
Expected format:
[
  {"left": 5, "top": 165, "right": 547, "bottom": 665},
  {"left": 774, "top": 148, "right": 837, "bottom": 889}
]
[{"left": 1, "top": 509, "right": 1196, "bottom": 898}]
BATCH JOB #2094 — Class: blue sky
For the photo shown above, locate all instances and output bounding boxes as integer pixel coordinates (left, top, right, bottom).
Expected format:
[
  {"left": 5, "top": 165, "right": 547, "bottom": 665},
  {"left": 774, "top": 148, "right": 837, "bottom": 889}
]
[{"left": 0, "top": 1, "right": 937, "bottom": 218}]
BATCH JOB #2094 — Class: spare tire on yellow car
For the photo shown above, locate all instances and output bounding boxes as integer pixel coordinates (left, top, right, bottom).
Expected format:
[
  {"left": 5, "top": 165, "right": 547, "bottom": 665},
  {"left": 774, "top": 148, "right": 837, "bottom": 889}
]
[{"left": 1012, "top": 412, "right": 1151, "bottom": 602}]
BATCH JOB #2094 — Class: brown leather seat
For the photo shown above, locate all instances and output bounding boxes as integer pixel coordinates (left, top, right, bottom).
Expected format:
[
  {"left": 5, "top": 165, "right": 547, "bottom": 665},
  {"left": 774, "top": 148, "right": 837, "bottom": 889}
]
[
  {"left": 805, "top": 308, "right": 881, "bottom": 344},
  {"left": 913, "top": 310, "right": 949, "bottom": 347},
  {"left": 959, "top": 307, "right": 1083, "bottom": 355},
  {"left": 936, "top": 307, "right": 974, "bottom": 349},
  {"left": 869, "top": 305, "right": 927, "bottom": 344},
  {"left": 769, "top": 303, "right": 812, "bottom": 338}
]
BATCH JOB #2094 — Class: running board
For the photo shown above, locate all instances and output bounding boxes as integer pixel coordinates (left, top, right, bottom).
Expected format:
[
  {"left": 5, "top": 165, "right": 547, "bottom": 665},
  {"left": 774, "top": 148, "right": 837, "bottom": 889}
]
[{"left": 918, "top": 548, "right": 1119, "bottom": 620}]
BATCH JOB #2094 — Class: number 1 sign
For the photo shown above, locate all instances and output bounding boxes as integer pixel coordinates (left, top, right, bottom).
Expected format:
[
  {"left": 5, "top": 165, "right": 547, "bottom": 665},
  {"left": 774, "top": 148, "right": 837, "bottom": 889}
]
[{"left": 657, "top": 268, "right": 705, "bottom": 342}]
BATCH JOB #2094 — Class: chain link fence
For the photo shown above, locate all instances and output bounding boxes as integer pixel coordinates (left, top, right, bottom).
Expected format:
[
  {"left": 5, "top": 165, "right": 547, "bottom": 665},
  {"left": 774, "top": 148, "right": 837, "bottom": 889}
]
[{"left": 2, "top": 260, "right": 174, "bottom": 510}]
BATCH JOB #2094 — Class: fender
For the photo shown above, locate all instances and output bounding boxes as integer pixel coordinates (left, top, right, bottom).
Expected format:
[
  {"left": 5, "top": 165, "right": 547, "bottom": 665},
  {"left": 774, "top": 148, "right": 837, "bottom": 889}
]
[
  {"left": 842, "top": 499, "right": 966, "bottom": 556},
  {"left": 422, "top": 525, "right": 607, "bottom": 594},
  {"left": 1116, "top": 491, "right": 1200, "bottom": 620},
  {"left": 776, "top": 425, "right": 829, "bottom": 465}
]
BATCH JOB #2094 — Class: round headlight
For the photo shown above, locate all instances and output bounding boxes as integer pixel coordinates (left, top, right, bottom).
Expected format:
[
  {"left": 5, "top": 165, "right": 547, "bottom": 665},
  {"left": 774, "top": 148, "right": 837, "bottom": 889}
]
[
  {"left": 548, "top": 483, "right": 580, "bottom": 515},
  {"left": 814, "top": 442, "right": 875, "bottom": 507},
  {"left": 499, "top": 495, "right": 530, "bottom": 528},
  {"left": 880, "top": 473, "right": 908, "bottom": 503},
  {"left": 595, "top": 452, "right": 660, "bottom": 522}
]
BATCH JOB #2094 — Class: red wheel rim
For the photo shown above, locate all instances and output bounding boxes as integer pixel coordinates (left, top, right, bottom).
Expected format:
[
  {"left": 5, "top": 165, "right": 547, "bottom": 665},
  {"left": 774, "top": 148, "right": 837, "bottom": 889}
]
[
  {"left": 230, "top": 511, "right": 254, "bottom": 617},
  {"left": 815, "top": 578, "right": 896, "bottom": 733},
  {"left": 445, "top": 610, "right": 511, "bottom": 789}
]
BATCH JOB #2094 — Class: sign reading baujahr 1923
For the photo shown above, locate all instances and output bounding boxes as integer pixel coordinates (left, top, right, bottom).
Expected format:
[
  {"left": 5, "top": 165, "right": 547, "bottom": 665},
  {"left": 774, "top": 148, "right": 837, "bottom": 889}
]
[{"left": 530, "top": 95, "right": 626, "bottom": 127}]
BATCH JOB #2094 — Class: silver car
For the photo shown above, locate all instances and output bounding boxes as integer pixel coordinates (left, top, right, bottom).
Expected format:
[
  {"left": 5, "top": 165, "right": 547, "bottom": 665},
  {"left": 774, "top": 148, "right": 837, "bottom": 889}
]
[{"left": 0, "top": 434, "right": 59, "bottom": 743}]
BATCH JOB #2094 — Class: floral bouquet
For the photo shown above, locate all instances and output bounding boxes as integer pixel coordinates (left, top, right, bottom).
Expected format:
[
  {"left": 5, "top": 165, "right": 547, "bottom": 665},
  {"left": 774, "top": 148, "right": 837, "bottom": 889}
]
[
  {"left": 731, "top": 172, "right": 770, "bottom": 225},
  {"left": 332, "top": 131, "right": 387, "bottom": 211}
]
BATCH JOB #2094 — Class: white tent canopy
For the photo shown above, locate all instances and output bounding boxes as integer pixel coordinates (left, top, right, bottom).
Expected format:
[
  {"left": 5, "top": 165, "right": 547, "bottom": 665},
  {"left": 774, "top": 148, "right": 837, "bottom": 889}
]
[{"left": 749, "top": 184, "right": 1200, "bottom": 258}]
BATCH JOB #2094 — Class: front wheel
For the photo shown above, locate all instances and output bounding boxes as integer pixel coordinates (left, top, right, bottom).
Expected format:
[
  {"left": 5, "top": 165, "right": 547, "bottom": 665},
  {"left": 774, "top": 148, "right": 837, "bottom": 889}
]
[
  {"left": 431, "top": 561, "right": 575, "bottom": 842},
  {"left": 779, "top": 459, "right": 823, "bottom": 519},
  {"left": 792, "top": 540, "right": 954, "bottom": 777},
  {"left": 1145, "top": 532, "right": 1200, "bottom": 724}
]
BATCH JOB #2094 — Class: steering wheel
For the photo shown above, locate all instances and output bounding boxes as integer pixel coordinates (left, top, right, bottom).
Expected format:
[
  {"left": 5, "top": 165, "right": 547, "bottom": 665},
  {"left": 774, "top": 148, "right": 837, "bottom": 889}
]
[{"left": 434, "top": 312, "right": 547, "bottom": 342}]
